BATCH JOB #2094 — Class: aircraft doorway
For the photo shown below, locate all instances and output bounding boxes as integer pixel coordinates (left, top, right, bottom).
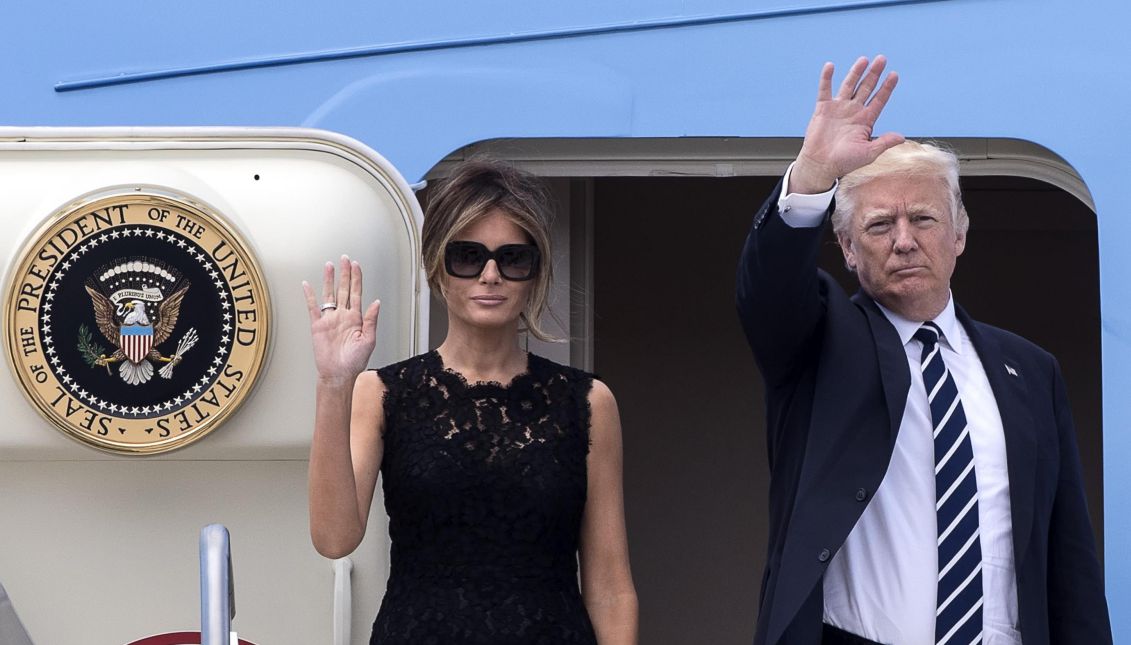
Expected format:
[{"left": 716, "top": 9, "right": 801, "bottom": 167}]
[{"left": 590, "top": 173, "right": 1101, "bottom": 645}]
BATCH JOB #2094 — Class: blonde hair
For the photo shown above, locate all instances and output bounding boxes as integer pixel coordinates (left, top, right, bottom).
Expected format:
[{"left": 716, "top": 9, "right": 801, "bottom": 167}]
[
  {"left": 421, "top": 159, "right": 558, "bottom": 342},
  {"left": 832, "top": 140, "right": 969, "bottom": 238}
]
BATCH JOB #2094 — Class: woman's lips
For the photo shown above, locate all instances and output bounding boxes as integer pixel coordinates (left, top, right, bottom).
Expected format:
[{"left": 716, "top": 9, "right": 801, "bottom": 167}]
[{"left": 471, "top": 295, "right": 507, "bottom": 305}]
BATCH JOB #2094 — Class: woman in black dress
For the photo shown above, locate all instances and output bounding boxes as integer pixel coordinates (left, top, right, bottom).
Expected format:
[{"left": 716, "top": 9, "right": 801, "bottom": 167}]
[{"left": 304, "top": 160, "right": 638, "bottom": 644}]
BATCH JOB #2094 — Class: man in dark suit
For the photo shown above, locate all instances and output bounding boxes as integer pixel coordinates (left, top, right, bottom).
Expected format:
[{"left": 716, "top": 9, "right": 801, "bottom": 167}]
[{"left": 736, "top": 56, "right": 1112, "bottom": 645}]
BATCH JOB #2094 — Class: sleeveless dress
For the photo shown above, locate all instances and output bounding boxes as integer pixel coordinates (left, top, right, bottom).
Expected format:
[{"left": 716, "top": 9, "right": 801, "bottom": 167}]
[{"left": 370, "top": 350, "right": 598, "bottom": 645}]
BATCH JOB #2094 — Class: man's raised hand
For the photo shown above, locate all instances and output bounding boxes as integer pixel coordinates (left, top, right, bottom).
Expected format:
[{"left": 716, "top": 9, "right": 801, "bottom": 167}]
[{"left": 790, "top": 56, "right": 904, "bottom": 195}]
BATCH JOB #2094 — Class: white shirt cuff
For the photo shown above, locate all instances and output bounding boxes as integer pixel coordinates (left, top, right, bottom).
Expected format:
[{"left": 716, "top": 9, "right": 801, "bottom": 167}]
[{"left": 777, "top": 161, "right": 837, "bottom": 228}]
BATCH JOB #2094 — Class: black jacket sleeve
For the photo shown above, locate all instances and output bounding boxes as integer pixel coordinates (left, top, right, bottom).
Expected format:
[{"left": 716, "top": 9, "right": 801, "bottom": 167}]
[
  {"left": 735, "top": 178, "right": 833, "bottom": 387},
  {"left": 1046, "top": 355, "right": 1113, "bottom": 643}
]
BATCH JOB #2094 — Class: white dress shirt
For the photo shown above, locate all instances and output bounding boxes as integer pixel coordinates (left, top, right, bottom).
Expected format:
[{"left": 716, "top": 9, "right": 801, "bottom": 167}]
[{"left": 776, "top": 164, "right": 1022, "bottom": 644}]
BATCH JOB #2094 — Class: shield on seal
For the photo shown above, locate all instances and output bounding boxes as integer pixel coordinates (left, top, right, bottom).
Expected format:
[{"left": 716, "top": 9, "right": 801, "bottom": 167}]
[{"left": 120, "top": 325, "right": 154, "bottom": 364}]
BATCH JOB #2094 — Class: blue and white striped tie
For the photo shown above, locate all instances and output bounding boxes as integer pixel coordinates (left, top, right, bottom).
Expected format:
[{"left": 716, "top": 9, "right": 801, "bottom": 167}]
[{"left": 915, "top": 322, "right": 984, "bottom": 645}]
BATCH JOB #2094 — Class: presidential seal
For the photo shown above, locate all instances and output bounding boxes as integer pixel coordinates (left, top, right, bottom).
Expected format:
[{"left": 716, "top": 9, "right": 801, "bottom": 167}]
[{"left": 4, "top": 190, "right": 270, "bottom": 454}]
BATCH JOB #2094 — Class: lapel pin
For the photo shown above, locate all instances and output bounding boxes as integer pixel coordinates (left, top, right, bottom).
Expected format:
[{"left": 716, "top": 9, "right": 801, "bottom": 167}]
[{"left": 1005, "top": 364, "right": 1018, "bottom": 377}]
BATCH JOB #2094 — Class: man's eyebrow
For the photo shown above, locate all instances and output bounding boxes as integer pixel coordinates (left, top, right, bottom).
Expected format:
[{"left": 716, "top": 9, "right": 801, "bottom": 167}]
[
  {"left": 860, "top": 203, "right": 942, "bottom": 220},
  {"left": 860, "top": 209, "right": 894, "bottom": 222}
]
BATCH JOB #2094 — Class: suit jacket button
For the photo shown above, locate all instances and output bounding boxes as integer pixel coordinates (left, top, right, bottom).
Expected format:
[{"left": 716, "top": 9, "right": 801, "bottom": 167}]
[
  {"left": 855, "top": 488, "right": 867, "bottom": 502},
  {"left": 818, "top": 548, "right": 831, "bottom": 562}
]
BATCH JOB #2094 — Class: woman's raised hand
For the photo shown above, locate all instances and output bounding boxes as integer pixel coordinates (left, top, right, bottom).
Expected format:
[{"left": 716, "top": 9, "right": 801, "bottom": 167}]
[{"left": 303, "top": 255, "right": 381, "bottom": 386}]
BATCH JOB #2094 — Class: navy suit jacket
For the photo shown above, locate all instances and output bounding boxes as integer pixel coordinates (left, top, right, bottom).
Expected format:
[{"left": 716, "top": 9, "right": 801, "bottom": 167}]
[{"left": 735, "top": 180, "right": 1112, "bottom": 645}]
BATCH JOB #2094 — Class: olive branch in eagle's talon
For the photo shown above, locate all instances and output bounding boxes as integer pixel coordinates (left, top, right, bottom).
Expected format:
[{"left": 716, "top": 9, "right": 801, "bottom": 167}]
[{"left": 77, "top": 324, "right": 111, "bottom": 375}]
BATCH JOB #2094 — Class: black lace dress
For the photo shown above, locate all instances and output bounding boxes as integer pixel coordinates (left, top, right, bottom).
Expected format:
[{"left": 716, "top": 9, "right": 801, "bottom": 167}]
[{"left": 370, "top": 350, "right": 598, "bottom": 645}]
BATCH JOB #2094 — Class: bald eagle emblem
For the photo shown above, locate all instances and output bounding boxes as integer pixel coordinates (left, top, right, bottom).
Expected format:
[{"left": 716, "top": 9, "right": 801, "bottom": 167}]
[{"left": 80, "top": 258, "right": 198, "bottom": 385}]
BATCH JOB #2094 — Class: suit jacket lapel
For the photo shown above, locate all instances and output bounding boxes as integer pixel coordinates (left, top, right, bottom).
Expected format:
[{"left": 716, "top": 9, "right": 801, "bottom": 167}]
[
  {"left": 956, "top": 304, "right": 1037, "bottom": 564},
  {"left": 852, "top": 293, "right": 910, "bottom": 450}
]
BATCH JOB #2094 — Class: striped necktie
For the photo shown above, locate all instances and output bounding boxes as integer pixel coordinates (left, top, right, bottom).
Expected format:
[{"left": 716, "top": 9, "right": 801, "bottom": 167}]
[{"left": 914, "top": 322, "right": 984, "bottom": 645}]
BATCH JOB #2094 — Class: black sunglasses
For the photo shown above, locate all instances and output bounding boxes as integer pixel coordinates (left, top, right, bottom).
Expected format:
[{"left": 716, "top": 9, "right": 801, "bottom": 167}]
[{"left": 444, "top": 241, "right": 541, "bottom": 281}]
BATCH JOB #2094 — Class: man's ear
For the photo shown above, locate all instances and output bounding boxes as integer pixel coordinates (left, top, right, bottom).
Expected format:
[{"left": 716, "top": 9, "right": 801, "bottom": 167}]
[{"left": 837, "top": 233, "right": 857, "bottom": 271}]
